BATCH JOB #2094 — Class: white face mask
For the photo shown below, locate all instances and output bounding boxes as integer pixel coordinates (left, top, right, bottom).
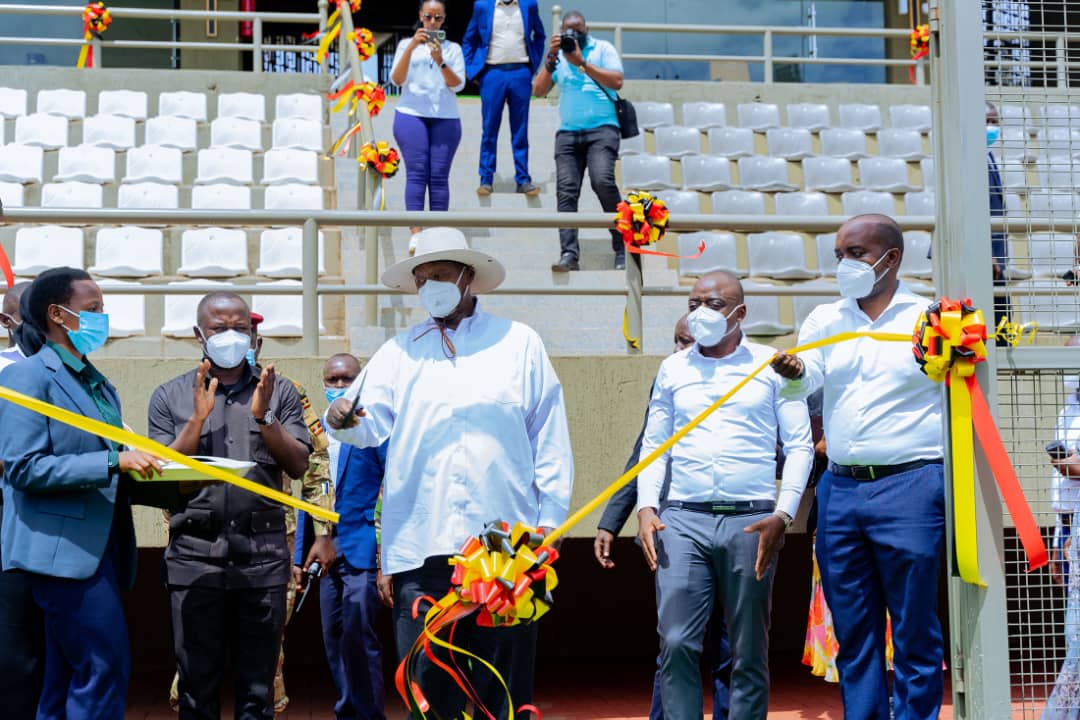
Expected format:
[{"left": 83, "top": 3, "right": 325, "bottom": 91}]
[
  {"left": 687, "top": 303, "right": 744, "bottom": 348},
  {"left": 200, "top": 329, "right": 251, "bottom": 369},
  {"left": 418, "top": 268, "right": 466, "bottom": 319},
  {"left": 836, "top": 252, "right": 893, "bottom": 299}
]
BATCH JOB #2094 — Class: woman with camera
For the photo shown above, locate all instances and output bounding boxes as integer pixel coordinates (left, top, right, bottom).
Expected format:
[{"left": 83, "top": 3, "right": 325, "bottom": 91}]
[{"left": 390, "top": 0, "right": 466, "bottom": 256}]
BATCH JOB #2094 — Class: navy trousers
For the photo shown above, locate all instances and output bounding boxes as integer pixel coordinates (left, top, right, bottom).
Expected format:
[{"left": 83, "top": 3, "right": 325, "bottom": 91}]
[
  {"left": 477, "top": 63, "right": 533, "bottom": 186},
  {"left": 320, "top": 557, "right": 386, "bottom": 720},
  {"left": 30, "top": 546, "right": 130, "bottom": 720},
  {"left": 816, "top": 463, "right": 946, "bottom": 720}
]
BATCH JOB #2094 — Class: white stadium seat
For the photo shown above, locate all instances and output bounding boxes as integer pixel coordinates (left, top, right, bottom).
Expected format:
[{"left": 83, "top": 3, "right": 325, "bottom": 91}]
[
  {"left": 98, "top": 280, "right": 146, "bottom": 337},
  {"left": 1004, "top": 238, "right": 1033, "bottom": 280},
  {"left": 1038, "top": 160, "right": 1080, "bottom": 190},
  {"left": 889, "top": 104, "right": 932, "bottom": 132},
  {"left": 1029, "top": 190, "right": 1080, "bottom": 214},
  {"left": 786, "top": 103, "right": 831, "bottom": 132},
  {"left": 920, "top": 158, "right": 935, "bottom": 190},
  {"left": 54, "top": 145, "right": 116, "bottom": 184},
  {"left": 816, "top": 234, "right": 838, "bottom": 276},
  {"left": 802, "top": 156, "right": 857, "bottom": 192},
  {"left": 15, "top": 113, "right": 68, "bottom": 149},
  {"left": 0, "top": 87, "right": 28, "bottom": 118},
  {"left": 841, "top": 190, "right": 895, "bottom": 216},
  {"left": 899, "top": 231, "right": 933, "bottom": 278},
  {"left": 210, "top": 117, "right": 262, "bottom": 151},
  {"left": 838, "top": 103, "right": 883, "bottom": 132},
  {"left": 162, "top": 280, "right": 227, "bottom": 336},
  {"left": 179, "top": 228, "right": 248, "bottom": 277},
  {"left": 91, "top": 226, "right": 164, "bottom": 277},
  {"left": 271, "top": 118, "right": 323, "bottom": 152},
  {"left": 819, "top": 128, "right": 868, "bottom": 160},
  {"left": 252, "top": 280, "right": 324, "bottom": 337},
  {"left": 1037, "top": 104, "right": 1080, "bottom": 129},
  {"left": 1013, "top": 280, "right": 1080, "bottom": 330},
  {"left": 13, "top": 225, "right": 84, "bottom": 275},
  {"left": 876, "top": 128, "right": 926, "bottom": 160},
  {"left": 619, "top": 155, "right": 675, "bottom": 191},
  {"left": 256, "top": 227, "right": 326, "bottom": 278},
  {"left": 904, "top": 190, "right": 936, "bottom": 215},
  {"left": 196, "top": 147, "right": 254, "bottom": 185},
  {"left": 262, "top": 149, "right": 320, "bottom": 185},
  {"left": 712, "top": 189, "right": 765, "bottom": 215},
  {"left": 766, "top": 127, "right": 814, "bottom": 160},
  {"left": 793, "top": 290, "right": 834, "bottom": 326},
  {"left": 858, "top": 157, "right": 918, "bottom": 192},
  {"left": 82, "top": 114, "right": 136, "bottom": 150},
  {"left": 707, "top": 127, "right": 755, "bottom": 159},
  {"left": 145, "top": 115, "right": 198, "bottom": 151},
  {"left": 0, "top": 144, "right": 44, "bottom": 183},
  {"left": 125, "top": 145, "right": 184, "bottom": 185},
  {"left": 681, "top": 155, "right": 732, "bottom": 192},
  {"left": 999, "top": 104, "right": 1034, "bottom": 133},
  {"left": 41, "top": 181, "right": 103, "bottom": 208},
  {"left": 635, "top": 102, "right": 675, "bottom": 130},
  {"left": 682, "top": 102, "right": 726, "bottom": 130},
  {"left": 1037, "top": 127, "right": 1080, "bottom": 160},
  {"left": 747, "top": 232, "right": 817, "bottom": 280},
  {"left": 275, "top": 93, "right": 323, "bottom": 122},
  {"left": 158, "top": 91, "right": 208, "bottom": 121},
  {"left": 218, "top": 92, "right": 266, "bottom": 122},
  {"left": 1003, "top": 164, "right": 1029, "bottom": 191},
  {"left": 678, "top": 232, "right": 743, "bottom": 278},
  {"left": 118, "top": 182, "right": 179, "bottom": 210},
  {"left": 1001, "top": 126, "right": 1037, "bottom": 163},
  {"left": 191, "top": 184, "right": 252, "bottom": 210},
  {"left": 618, "top": 132, "right": 645, "bottom": 157},
  {"left": 36, "top": 88, "right": 86, "bottom": 119},
  {"left": 736, "top": 102, "right": 780, "bottom": 131},
  {"left": 741, "top": 285, "right": 793, "bottom": 336},
  {"left": 1029, "top": 232, "right": 1078, "bottom": 276},
  {"left": 0, "top": 182, "right": 24, "bottom": 208},
  {"left": 264, "top": 183, "right": 323, "bottom": 211},
  {"left": 774, "top": 191, "right": 829, "bottom": 216},
  {"left": 654, "top": 190, "right": 701, "bottom": 216},
  {"left": 98, "top": 90, "right": 148, "bottom": 120},
  {"left": 738, "top": 156, "right": 797, "bottom": 191},
  {"left": 654, "top": 126, "right": 701, "bottom": 158}
]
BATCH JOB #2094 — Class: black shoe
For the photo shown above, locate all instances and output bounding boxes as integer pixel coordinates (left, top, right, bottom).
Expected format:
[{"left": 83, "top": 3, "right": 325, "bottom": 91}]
[
  {"left": 552, "top": 254, "right": 580, "bottom": 272},
  {"left": 477, "top": 184, "right": 493, "bottom": 196},
  {"left": 517, "top": 182, "right": 541, "bottom": 197},
  {"left": 614, "top": 253, "right": 626, "bottom": 270}
]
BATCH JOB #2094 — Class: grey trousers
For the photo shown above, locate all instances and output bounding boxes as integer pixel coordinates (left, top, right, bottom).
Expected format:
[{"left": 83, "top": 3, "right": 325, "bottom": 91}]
[{"left": 655, "top": 507, "right": 780, "bottom": 720}]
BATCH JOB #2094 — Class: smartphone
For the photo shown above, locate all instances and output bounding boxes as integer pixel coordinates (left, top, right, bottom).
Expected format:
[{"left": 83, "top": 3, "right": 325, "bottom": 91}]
[
  {"left": 1048, "top": 440, "right": 1071, "bottom": 460},
  {"left": 434, "top": 29, "right": 446, "bottom": 42}
]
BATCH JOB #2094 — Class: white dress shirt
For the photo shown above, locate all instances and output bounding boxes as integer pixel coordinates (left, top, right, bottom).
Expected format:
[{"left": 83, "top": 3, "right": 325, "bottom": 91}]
[
  {"left": 636, "top": 336, "right": 814, "bottom": 519},
  {"left": 392, "top": 39, "right": 466, "bottom": 119},
  {"left": 326, "top": 307, "right": 574, "bottom": 575},
  {"left": 1052, "top": 391, "right": 1080, "bottom": 542},
  {"left": 782, "top": 282, "right": 944, "bottom": 466},
  {"left": 487, "top": 0, "right": 529, "bottom": 65}
]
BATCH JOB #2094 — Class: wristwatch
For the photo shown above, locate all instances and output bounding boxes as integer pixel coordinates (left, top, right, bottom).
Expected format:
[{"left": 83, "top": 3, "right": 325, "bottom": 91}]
[
  {"left": 439, "top": 61, "right": 447, "bottom": 69},
  {"left": 254, "top": 408, "right": 276, "bottom": 426},
  {"left": 774, "top": 509, "right": 793, "bottom": 530}
]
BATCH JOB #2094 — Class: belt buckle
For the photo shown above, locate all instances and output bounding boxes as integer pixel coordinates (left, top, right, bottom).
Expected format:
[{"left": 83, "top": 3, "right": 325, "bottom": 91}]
[
  {"left": 868, "top": 465, "right": 877, "bottom": 480},
  {"left": 711, "top": 503, "right": 736, "bottom": 513}
]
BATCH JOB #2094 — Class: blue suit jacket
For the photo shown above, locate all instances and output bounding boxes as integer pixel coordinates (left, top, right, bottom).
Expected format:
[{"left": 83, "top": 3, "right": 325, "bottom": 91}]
[
  {"left": 462, "top": 0, "right": 547, "bottom": 79},
  {"left": 334, "top": 441, "right": 387, "bottom": 570},
  {"left": 0, "top": 346, "right": 140, "bottom": 586}
]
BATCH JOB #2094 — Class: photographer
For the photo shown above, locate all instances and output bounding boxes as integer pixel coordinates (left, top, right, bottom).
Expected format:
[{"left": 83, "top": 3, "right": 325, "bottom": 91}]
[
  {"left": 533, "top": 10, "right": 626, "bottom": 272},
  {"left": 391, "top": 0, "right": 466, "bottom": 256}
]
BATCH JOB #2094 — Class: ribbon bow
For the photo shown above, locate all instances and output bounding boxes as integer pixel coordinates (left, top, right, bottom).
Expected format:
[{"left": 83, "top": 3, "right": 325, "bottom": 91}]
[
  {"left": 326, "top": 80, "right": 385, "bottom": 118},
  {"left": 313, "top": 0, "right": 363, "bottom": 64},
  {"left": 613, "top": 191, "right": 705, "bottom": 260},
  {"left": 358, "top": 141, "right": 400, "bottom": 179},
  {"left": 348, "top": 27, "right": 376, "bottom": 62},
  {"left": 912, "top": 297, "right": 1048, "bottom": 585},
  {"left": 909, "top": 23, "right": 930, "bottom": 82},
  {"left": 77, "top": 1, "right": 112, "bottom": 69}
]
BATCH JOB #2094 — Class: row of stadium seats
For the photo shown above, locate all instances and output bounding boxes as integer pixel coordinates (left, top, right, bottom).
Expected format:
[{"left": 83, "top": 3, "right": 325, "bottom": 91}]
[
  {"left": 0, "top": 181, "right": 325, "bottom": 210},
  {"left": 621, "top": 126, "right": 930, "bottom": 160}
]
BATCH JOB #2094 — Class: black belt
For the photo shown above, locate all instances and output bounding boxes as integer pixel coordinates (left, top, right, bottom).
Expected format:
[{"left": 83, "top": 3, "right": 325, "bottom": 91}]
[
  {"left": 662, "top": 499, "right": 775, "bottom": 515},
  {"left": 829, "top": 458, "right": 943, "bottom": 482}
]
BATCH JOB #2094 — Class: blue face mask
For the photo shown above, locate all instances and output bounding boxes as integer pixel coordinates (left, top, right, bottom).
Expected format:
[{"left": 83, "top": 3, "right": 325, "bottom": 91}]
[
  {"left": 986, "top": 124, "right": 1001, "bottom": 147},
  {"left": 246, "top": 348, "right": 257, "bottom": 368},
  {"left": 325, "top": 387, "right": 348, "bottom": 404},
  {"left": 59, "top": 306, "right": 109, "bottom": 356}
]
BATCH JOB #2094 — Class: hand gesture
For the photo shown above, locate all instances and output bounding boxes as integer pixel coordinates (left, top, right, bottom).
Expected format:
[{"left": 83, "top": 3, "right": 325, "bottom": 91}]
[
  {"left": 120, "top": 450, "right": 164, "bottom": 480},
  {"left": 636, "top": 507, "right": 665, "bottom": 571},
  {"left": 377, "top": 571, "right": 394, "bottom": 608},
  {"left": 305, "top": 535, "right": 337, "bottom": 572},
  {"left": 547, "top": 35, "right": 562, "bottom": 56},
  {"left": 770, "top": 351, "right": 804, "bottom": 380},
  {"left": 193, "top": 359, "right": 218, "bottom": 422},
  {"left": 410, "top": 28, "right": 429, "bottom": 48},
  {"left": 325, "top": 396, "right": 366, "bottom": 430},
  {"left": 251, "top": 364, "right": 276, "bottom": 421},
  {"left": 594, "top": 529, "right": 616, "bottom": 569},
  {"left": 744, "top": 514, "right": 787, "bottom": 581},
  {"left": 430, "top": 40, "right": 444, "bottom": 66}
]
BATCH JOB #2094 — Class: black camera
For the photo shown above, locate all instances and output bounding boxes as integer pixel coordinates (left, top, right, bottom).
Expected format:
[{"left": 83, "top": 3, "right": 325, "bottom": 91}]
[
  {"left": 560, "top": 31, "right": 578, "bottom": 53},
  {"left": 1048, "top": 440, "right": 1073, "bottom": 460}
]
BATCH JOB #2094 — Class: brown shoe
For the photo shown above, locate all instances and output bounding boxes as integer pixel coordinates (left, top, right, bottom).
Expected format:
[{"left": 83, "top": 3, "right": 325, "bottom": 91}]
[
  {"left": 517, "top": 182, "right": 541, "bottom": 197},
  {"left": 477, "top": 184, "right": 493, "bottom": 196}
]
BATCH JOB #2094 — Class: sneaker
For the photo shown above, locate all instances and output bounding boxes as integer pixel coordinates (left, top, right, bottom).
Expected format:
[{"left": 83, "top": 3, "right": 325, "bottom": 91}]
[
  {"left": 614, "top": 253, "right": 626, "bottom": 270},
  {"left": 408, "top": 234, "right": 419, "bottom": 257},
  {"left": 477, "top": 184, "right": 493, "bottom": 196},
  {"left": 516, "top": 182, "right": 541, "bottom": 196},
  {"left": 552, "top": 254, "right": 580, "bottom": 272}
]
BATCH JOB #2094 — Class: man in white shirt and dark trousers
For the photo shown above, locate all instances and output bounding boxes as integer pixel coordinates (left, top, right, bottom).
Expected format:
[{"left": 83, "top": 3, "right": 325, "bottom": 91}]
[
  {"left": 637, "top": 270, "right": 814, "bottom": 719},
  {"left": 325, "top": 227, "right": 574, "bottom": 718},
  {"left": 771, "top": 214, "right": 945, "bottom": 720}
]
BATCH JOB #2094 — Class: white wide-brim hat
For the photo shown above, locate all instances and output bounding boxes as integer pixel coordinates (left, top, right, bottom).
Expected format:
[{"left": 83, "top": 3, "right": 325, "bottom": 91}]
[{"left": 380, "top": 227, "right": 506, "bottom": 294}]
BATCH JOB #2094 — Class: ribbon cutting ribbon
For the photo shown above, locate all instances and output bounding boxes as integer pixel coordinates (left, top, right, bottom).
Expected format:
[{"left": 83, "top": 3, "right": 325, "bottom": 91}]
[
  {"left": 77, "top": 1, "right": 112, "bottom": 69},
  {"left": 994, "top": 315, "right": 1039, "bottom": 346},
  {"left": 913, "top": 298, "right": 1048, "bottom": 585},
  {"left": 314, "top": 0, "right": 363, "bottom": 64},
  {"left": 0, "top": 384, "right": 339, "bottom": 524},
  {"left": 613, "top": 191, "right": 706, "bottom": 260},
  {"left": 0, "top": 243, "right": 14, "bottom": 289}
]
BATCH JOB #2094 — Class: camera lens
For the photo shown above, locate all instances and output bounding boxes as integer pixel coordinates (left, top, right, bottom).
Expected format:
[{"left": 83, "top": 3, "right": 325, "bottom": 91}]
[{"left": 560, "top": 33, "right": 576, "bottom": 52}]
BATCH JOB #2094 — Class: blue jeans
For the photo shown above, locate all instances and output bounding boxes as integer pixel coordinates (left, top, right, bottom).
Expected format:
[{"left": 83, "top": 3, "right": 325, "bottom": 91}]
[
  {"left": 320, "top": 557, "right": 385, "bottom": 720},
  {"left": 817, "top": 463, "right": 945, "bottom": 720},
  {"left": 477, "top": 63, "right": 533, "bottom": 186},
  {"left": 392, "top": 111, "right": 462, "bottom": 213},
  {"left": 649, "top": 614, "right": 731, "bottom": 719}
]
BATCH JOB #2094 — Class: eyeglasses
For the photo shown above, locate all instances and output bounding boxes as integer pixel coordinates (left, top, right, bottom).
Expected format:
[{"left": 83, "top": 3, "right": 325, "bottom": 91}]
[{"left": 422, "top": 13, "right": 445, "bottom": 21}]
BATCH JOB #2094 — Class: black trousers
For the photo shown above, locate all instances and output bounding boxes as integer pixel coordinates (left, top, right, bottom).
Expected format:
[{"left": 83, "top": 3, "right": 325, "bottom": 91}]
[
  {"left": 555, "top": 124, "right": 624, "bottom": 258},
  {"left": 393, "top": 555, "right": 538, "bottom": 719},
  {"left": 169, "top": 584, "right": 286, "bottom": 720},
  {"left": 0, "top": 569, "right": 44, "bottom": 720}
]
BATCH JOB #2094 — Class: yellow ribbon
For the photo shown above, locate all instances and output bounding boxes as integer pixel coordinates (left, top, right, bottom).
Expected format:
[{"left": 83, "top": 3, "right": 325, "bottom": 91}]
[
  {"left": 0, "top": 384, "right": 339, "bottom": 524},
  {"left": 622, "top": 308, "right": 641, "bottom": 349}
]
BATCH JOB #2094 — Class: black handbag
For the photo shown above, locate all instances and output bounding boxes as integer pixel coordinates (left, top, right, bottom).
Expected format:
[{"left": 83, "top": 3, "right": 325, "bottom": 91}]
[{"left": 600, "top": 85, "right": 639, "bottom": 139}]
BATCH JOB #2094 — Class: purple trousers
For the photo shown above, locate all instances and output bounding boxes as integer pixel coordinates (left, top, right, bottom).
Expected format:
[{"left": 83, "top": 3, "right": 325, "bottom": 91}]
[{"left": 392, "top": 111, "right": 462, "bottom": 212}]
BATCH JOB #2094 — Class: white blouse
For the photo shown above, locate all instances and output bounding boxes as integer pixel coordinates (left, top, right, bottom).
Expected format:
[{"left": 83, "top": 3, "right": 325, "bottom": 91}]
[{"left": 392, "top": 38, "right": 466, "bottom": 120}]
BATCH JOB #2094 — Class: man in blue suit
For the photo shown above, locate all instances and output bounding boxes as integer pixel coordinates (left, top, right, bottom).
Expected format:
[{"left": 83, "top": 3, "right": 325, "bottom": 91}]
[{"left": 463, "top": 0, "right": 546, "bottom": 196}]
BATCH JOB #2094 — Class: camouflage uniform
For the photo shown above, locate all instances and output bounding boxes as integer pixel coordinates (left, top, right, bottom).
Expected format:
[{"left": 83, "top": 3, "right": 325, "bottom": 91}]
[{"left": 167, "top": 376, "right": 332, "bottom": 714}]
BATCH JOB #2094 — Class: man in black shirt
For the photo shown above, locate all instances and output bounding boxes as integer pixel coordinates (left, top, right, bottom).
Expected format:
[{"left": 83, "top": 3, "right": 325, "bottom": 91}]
[{"left": 148, "top": 291, "right": 311, "bottom": 720}]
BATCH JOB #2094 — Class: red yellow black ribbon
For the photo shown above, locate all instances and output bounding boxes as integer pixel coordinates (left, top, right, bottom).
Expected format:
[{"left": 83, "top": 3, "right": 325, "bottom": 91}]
[
  {"left": 348, "top": 27, "right": 376, "bottom": 62},
  {"left": 326, "top": 81, "right": 385, "bottom": 118},
  {"left": 613, "top": 191, "right": 705, "bottom": 259},
  {"left": 912, "top": 298, "right": 1048, "bottom": 585},
  {"left": 909, "top": 23, "right": 929, "bottom": 83},
  {"left": 0, "top": 243, "right": 14, "bottom": 289},
  {"left": 77, "top": 2, "right": 111, "bottom": 69},
  {"left": 358, "top": 141, "right": 400, "bottom": 180},
  {"left": 314, "top": 0, "right": 362, "bottom": 64}
]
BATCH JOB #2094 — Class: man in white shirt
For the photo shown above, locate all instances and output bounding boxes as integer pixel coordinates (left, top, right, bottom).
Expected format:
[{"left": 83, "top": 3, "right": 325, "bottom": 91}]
[
  {"left": 0, "top": 282, "right": 30, "bottom": 372},
  {"left": 636, "top": 271, "right": 813, "bottom": 719},
  {"left": 325, "top": 227, "right": 573, "bottom": 718},
  {"left": 1050, "top": 338, "right": 1080, "bottom": 584},
  {"left": 771, "top": 214, "right": 945, "bottom": 720}
]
